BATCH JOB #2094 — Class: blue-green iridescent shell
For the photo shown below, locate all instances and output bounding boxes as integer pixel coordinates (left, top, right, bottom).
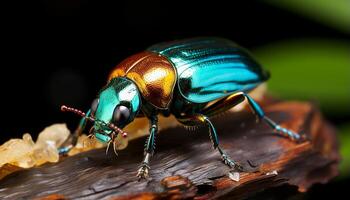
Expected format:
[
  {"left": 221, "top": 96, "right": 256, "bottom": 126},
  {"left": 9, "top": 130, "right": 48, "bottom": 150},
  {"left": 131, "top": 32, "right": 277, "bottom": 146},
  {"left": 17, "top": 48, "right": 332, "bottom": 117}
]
[
  {"left": 95, "top": 77, "right": 141, "bottom": 134},
  {"left": 148, "top": 37, "right": 269, "bottom": 104}
]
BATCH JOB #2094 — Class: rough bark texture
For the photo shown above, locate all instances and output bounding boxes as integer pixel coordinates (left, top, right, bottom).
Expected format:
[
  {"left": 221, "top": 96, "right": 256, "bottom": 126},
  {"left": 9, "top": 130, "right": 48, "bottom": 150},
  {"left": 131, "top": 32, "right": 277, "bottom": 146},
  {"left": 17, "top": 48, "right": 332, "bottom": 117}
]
[{"left": 0, "top": 101, "right": 339, "bottom": 200}]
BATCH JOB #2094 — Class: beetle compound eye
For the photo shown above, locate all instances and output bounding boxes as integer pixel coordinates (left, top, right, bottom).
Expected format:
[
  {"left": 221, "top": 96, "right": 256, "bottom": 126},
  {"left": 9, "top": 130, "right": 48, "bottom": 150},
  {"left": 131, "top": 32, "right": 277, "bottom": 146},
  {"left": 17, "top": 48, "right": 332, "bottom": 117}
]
[
  {"left": 113, "top": 105, "right": 130, "bottom": 126},
  {"left": 91, "top": 98, "right": 99, "bottom": 116}
]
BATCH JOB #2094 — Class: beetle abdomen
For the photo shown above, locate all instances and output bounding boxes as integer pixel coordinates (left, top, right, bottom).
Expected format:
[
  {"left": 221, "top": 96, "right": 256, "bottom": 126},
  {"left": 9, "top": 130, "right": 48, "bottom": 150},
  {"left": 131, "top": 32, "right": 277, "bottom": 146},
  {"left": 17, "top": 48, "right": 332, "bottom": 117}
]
[{"left": 148, "top": 37, "right": 269, "bottom": 104}]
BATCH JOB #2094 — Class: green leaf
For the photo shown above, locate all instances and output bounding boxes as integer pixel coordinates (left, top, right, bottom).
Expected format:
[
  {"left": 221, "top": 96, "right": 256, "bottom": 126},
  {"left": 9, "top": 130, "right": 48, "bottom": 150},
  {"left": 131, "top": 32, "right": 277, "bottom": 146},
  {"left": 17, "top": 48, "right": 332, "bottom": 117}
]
[
  {"left": 264, "top": 0, "right": 350, "bottom": 33},
  {"left": 252, "top": 39, "right": 350, "bottom": 114},
  {"left": 338, "top": 124, "right": 350, "bottom": 178}
]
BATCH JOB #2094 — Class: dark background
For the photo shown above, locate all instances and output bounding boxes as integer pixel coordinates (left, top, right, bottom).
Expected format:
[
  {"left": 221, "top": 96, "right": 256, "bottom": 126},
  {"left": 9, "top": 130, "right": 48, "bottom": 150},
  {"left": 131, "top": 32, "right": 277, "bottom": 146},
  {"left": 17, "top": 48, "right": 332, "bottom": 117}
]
[{"left": 1, "top": 0, "right": 349, "bottom": 198}]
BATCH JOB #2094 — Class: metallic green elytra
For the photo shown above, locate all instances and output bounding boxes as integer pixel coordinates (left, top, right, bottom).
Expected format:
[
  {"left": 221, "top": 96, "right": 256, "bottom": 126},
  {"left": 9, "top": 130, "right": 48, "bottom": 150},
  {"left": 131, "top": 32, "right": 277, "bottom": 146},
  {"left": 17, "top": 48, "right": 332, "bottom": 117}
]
[
  {"left": 148, "top": 37, "right": 270, "bottom": 104},
  {"left": 60, "top": 37, "right": 303, "bottom": 179}
]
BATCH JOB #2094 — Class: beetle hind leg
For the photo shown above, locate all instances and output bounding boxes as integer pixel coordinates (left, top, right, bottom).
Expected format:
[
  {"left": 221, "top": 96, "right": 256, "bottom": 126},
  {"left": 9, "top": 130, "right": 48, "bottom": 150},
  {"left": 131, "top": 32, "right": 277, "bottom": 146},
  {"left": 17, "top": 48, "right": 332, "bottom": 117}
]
[
  {"left": 178, "top": 114, "right": 244, "bottom": 171},
  {"left": 202, "top": 92, "right": 303, "bottom": 142},
  {"left": 243, "top": 93, "right": 303, "bottom": 141},
  {"left": 263, "top": 116, "right": 302, "bottom": 141}
]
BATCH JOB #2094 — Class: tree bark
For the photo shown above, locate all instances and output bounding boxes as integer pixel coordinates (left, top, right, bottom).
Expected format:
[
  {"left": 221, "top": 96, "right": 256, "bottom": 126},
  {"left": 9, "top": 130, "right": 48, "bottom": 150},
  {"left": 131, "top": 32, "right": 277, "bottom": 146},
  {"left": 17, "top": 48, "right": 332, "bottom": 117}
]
[{"left": 0, "top": 101, "right": 339, "bottom": 200}]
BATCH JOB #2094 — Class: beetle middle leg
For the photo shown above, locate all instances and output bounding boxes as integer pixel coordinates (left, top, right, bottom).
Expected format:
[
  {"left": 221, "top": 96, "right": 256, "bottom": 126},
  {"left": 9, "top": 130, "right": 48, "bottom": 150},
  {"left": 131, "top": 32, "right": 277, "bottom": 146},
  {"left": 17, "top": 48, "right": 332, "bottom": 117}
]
[
  {"left": 178, "top": 114, "right": 244, "bottom": 171},
  {"left": 137, "top": 115, "right": 158, "bottom": 180}
]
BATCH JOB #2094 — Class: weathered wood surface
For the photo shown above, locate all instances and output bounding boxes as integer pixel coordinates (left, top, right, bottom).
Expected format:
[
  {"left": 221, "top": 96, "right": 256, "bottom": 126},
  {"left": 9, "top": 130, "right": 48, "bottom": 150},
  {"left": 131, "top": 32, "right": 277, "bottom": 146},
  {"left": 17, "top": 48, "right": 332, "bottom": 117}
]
[{"left": 0, "top": 101, "right": 339, "bottom": 200}]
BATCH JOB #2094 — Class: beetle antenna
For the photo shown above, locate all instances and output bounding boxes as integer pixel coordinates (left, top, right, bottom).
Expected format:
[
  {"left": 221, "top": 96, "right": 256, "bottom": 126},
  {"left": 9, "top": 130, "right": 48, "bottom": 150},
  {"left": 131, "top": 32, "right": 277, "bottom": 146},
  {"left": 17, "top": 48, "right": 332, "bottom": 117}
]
[
  {"left": 89, "top": 126, "right": 95, "bottom": 135},
  {"left": 61, "top": 105, "right": 96, "bottom": 123},
  {"left": 61, "top": 105, "right": 128, "bottom": 138},
  {"left": 108, "top": 123, "right": 128, "bottom": 138},
  {"left": 106, "top": 140, "right": 111, "bottom": 155},
  {"left": 113, "top": 141, "right": 118, "bottom": 156},
  {"left": 111, "top": 132, "right": 118, "bottom": 156}
]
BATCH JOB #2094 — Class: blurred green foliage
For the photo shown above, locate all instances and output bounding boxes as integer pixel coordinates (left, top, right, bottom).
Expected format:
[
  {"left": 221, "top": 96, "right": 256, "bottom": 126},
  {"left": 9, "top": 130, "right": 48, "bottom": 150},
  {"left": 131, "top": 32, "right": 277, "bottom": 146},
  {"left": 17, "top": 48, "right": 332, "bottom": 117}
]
[
  {"left": 265, "top": 0, "right": 350, "bottom": 33},
  {"left": 253, "top": 39, "right": 350, "bottom": 114},
  {"left": 252, "top": 39, "right": 350, "bottom": 177},
  {"left": 339, "top": 125, "right": 350, "bottom": 178},
  {"left": 259, "top": 0, "right": 350, "bottom": 179}
]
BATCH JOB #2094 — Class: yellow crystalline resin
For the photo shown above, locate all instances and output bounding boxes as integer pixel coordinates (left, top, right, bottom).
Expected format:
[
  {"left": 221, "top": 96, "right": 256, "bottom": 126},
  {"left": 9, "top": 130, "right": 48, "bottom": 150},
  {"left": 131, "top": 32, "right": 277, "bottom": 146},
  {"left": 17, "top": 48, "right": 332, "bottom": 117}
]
[
  {"left": 0, "top": 117, "right": 181, "bottom": 174},
  {"left": 36, "top": 124, "right": 70, "bottom": 148},
  {"left": 68, "top": 134, "right": 105, "bottom": 156},
  {"left": 0, "top": 124, "right": 70, "bottom": 169},
  {"left": 0, "top": 134, "right": 36, "bottom": 168},
  {"left": 33, "top": 124, "right": 70, "bottom": 165}
]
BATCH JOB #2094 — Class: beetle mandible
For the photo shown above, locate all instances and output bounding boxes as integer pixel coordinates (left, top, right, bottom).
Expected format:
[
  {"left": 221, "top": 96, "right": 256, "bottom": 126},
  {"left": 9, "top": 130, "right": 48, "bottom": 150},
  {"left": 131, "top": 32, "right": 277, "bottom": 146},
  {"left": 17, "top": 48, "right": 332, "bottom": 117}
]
[{"left": 60, "top": 37, "right": 303, "bottom": 179}]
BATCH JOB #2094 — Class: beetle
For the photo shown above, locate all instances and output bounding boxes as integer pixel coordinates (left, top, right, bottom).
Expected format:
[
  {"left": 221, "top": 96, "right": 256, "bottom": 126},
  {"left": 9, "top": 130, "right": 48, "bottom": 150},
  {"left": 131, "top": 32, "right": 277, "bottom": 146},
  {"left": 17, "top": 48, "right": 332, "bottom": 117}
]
[{"left": 60, "top": 37, "right": 303, "bottom": 179}]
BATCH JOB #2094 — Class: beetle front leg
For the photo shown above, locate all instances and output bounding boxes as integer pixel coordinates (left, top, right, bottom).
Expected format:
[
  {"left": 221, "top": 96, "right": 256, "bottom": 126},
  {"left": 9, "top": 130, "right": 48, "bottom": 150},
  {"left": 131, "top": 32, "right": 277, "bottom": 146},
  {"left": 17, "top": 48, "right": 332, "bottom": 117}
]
[
  {"left": 178, "top": 114, "right": 244, "bottom": 171},
  {"left": 58, "top": 109, "right": 91, "bottom": 155},
  {"left": 137, "top": 115, "right": 158, "bottom": 180}
]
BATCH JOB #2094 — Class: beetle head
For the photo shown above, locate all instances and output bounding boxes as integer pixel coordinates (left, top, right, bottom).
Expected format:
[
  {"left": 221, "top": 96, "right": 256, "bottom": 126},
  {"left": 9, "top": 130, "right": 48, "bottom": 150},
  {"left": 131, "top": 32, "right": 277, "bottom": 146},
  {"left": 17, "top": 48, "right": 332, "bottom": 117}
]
[
  {"left": 61, "top": 77, "right": 141, "bottom": 144},
  {"left": 91, "top": 77, "right": 141, "bottom": 143}
]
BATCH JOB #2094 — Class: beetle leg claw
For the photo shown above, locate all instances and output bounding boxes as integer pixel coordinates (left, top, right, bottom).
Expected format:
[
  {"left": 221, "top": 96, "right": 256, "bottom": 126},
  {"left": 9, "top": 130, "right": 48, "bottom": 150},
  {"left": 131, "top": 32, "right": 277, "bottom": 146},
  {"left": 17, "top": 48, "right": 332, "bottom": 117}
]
[
  {"left": 222, "top": 153, "right": 244, "bottom": 171},
  {"left": 58, "top": 145, "right": 73, "bottom": 155},
  {"left": 137, "top": 163, "right": 150, "bottom": 180},
  {"left": 274, "top": 125, "right": 301, "bottom": 141}
]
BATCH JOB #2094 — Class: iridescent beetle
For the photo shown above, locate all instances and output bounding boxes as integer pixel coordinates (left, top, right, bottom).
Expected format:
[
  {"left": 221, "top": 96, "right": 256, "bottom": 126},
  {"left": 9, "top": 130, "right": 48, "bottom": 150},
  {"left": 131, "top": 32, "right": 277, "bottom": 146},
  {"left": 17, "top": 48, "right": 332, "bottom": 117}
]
[{"left": 60, "top": 37, "right": 303, "bottom": 179}]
